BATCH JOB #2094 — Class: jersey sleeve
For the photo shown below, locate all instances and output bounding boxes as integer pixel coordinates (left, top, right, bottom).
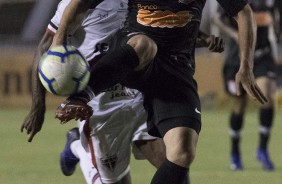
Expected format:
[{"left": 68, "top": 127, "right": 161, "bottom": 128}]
[
  {"left": 48, "top": 0, "right": 72, "bottom": 33},
  {"left": 216, "top": 0, "right": 248, "bottom": 17},
  {"left": 48, "top": 0, "right": 84, "bottom": 34}
]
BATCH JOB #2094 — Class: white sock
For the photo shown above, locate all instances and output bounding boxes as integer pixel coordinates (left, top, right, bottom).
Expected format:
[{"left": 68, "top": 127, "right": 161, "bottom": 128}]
[{"left": 70, "top": 140, "right": 102, "bottom": 184}]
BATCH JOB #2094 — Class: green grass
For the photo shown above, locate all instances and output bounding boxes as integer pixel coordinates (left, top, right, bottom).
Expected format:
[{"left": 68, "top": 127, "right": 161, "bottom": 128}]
[{"left": 0, "top": 109, "right": 281, "bottom": 184}]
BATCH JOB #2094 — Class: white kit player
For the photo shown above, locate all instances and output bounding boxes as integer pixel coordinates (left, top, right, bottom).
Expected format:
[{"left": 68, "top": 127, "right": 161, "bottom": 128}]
[
  {"left": 21, "top": 0, "right": 166, "bottom": 184},
  {"left": 49, "top": 0, "right": 167, "bottom": 183}
]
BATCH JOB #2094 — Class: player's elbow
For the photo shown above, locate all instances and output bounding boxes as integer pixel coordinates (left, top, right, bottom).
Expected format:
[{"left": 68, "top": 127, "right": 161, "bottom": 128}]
[{"left": 235, "top": 4, "right": 255, "bottom": 24}]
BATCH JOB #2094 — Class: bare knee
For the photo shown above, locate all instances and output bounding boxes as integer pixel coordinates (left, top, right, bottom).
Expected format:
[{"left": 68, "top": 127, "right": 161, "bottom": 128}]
[
  {"left": 167, "top": 146, "right": 196, "bottom": 168},
  {"left": 134, "top": 139, "right": 166, "bottom": 168},
  {"left": 127, "top": 35, "right": 157, "bottom": 70},
  {"left": 164, "top": 127, "right": 198, "bottom": 168}
]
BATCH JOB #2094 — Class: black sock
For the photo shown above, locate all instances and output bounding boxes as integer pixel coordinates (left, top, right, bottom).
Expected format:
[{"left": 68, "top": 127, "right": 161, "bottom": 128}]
[
  {"left": 88, "top": 44, "right": 139, "bottom": 95},
  {"left": 230, "top": 113, "right": 243, "bottom": 155},
  {"left": 259, "top": 108, "right": 274, "bottom": 150},
  {"left": 231, "top": 138, "right": 240, "bottom": 155},
  {"left": 183, "top": 169, "right": 190, "bottom": 184},
  {"left": 259, "top": 133, "right": 269, "bottom": 150},
  {"left": 151, "top": 159, "right": 188, "bottom": 184}
]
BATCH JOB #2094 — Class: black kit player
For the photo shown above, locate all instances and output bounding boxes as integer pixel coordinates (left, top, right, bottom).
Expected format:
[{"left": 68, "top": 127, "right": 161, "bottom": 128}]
[
  {"left": 52, "top": 0, "right": 267, "bottom": 183},
  {"left": 213, "top": 0, "right": 277, "bottom": 171}
]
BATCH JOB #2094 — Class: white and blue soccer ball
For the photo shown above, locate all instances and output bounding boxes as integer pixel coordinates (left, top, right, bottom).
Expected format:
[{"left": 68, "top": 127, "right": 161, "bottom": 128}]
[{"left": 38, "top": 45, "right": 90, "bottom": 96}]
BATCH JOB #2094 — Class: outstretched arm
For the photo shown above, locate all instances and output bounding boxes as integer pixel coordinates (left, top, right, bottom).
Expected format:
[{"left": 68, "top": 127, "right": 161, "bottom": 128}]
[
  {"left": 212, "top": 11, "right": 238, "bottom": 40},
  {"left": 52, "top": 0, "right": 89, "bottom": 46},
  {"left": 234, "top": 4, "right": 267, "bottom": 104},
  {"left": 21, "top": 31, "right": 54, "bottom": 142}
]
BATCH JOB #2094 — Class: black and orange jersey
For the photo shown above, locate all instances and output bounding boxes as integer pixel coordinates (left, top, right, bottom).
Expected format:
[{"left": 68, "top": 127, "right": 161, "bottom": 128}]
[
  {"left": 125, "top": 0, "right": 248, "bottom": 49},
  {"left": 125, "top": 0, "right": 204, "bottom": 49},
  {"left": 81, "top": 0, "right": 248, "bottom": 49}
]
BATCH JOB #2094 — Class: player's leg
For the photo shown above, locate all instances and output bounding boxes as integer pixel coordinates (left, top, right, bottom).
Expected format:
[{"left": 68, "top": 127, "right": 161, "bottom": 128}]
[
  {"left": 145, "top": 93, "right": 201, "bottom": 184},
  {"left": 55, "top": 31, "right": 158, "bottom": 126},
  {"left": 60, "top": 127, "right": 104, "bottom": 184},
  {"left": 134, "top": 138, "right": 166, "bottom": 168},
  {"left": 229, "top": 93, "right": 247, "bottom": 170},
  {"left": 135, "top": 139, "right": 191, "bottom": 184},
  {"left": 141, "top": 49, "right": 202, "bottom": 184},
  {"left": 70, "top": 139, "right": 103, "bottom": 184},
  {"left": 223, "top": 66, "right": 247, "bottom": 170},
  {"left": 255, "top": 76, "right": 275, "bottom": 170},
  {"left": 130, "top": 103, "right": 166, "bottom": 168},
  {"left": 151, "top": 126, "right": 198, "bottom": 184},
  {"left": 132, "top": 121, "right": 190, "bottom": 184},
  {"left": 87, "top": 30, "right": 157, "bottom": 95},
  {"left": 61, "top": 129, "right": 130, "bottom": 184}
]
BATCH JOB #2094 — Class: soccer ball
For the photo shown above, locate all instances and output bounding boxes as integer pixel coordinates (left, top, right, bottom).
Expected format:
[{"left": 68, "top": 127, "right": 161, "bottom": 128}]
[{"left": 38, "top": 45, "right": 90, "bottom": 96}]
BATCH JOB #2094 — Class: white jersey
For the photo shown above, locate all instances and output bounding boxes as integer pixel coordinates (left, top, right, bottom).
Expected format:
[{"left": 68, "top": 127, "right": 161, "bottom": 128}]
[
  {"left": 48, "top": 0, "right": 139, "bottom": 104},
  {"left": 48, "top": 0, "right": 127, "bottom": 60},
  {"left": 48, "top": 0, "right": 156, "bottom": 183}
]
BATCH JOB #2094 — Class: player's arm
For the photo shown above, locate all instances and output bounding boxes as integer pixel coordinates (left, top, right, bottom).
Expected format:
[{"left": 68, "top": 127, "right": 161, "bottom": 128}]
[
  {"left": 195, "top": 30, "right": 224, "bottom": 53},
  {"left": 233, "top": 4, "right": 267, "bottom": 104},
  {"left": 211, "top": 11, "right": 238, "bottom": 40},
  {"left": 21, "top": 30, "right": 54, "bottom": 142},
  {"left": 52, "top": 0, "right": 90, "bottom": 46}
]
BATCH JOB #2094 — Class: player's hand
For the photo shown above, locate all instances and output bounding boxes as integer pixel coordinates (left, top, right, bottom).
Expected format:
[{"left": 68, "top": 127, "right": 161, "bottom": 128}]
[
  {"left": 235, "top": 68, "right": 268, "bottom": 104},
  {"left": 206, "top": 35, "right": 224, "bottom": 53},
  {"left": 21, "top": 105, "right": 45, "bottom": 142}
]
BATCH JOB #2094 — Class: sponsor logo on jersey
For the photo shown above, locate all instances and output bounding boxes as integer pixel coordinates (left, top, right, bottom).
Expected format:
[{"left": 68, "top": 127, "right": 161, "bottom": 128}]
[
  {"left": 100, "top": 154, "right": 118, "bottom": 172},
  {"left": 102, "top": 84, "right": 137, "bottom": 100},
  {"left": 137, "top": 9, "right": 193, "bottom": 28},
  {"left": 137, "top": 4, "right": 158, "bottom": 10}
]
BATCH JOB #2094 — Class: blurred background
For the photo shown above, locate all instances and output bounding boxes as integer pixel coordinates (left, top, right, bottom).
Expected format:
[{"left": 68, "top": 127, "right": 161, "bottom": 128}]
[
  {"left": 0, "top": 1, "right": 282, "bottom": 184},
  {"left": 0, "top": 0, "right": 282, "bottom": 109}
]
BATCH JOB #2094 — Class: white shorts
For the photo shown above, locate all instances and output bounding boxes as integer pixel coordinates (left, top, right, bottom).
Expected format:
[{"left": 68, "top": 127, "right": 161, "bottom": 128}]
[{"left": 79, "top": 84, "right": 156, "bottom": 183}]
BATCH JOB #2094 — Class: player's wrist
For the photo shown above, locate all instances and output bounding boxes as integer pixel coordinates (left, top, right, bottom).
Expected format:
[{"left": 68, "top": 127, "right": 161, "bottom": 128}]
[{"left": 240, "top": 59, "right": 254, "bottom": 70}]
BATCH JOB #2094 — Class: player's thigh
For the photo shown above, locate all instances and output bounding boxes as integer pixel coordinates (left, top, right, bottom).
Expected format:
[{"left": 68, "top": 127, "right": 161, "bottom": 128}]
[
  {"left": 256, "top": 76, "right": 276, "bottom": 106},
  {"left": 134, "top": 138, "right": 166, "bottom": 168},
  {"left": 223, "top": 78, "right": 248, "bottom": 114}
]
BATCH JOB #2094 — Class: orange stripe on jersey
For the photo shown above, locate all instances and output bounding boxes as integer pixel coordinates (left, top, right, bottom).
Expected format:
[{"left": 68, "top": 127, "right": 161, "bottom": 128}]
[
  {"left": 255, "top": 12, "right": 273, "bottom": 26},
  {"left": 137, "top": 9, "right": 192, "bottom": 28}
]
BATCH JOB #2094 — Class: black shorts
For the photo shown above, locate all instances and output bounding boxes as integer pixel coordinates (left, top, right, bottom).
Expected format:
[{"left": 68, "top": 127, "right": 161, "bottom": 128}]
[
  {"left": 253, "top": 49, "right": 276, "bottom": 79},
  {"left": 109, "top": 28, "right": 201, "bottom": 137},
  {"left": 223, "top": 48, "right": 276, "bottom": 97}
]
